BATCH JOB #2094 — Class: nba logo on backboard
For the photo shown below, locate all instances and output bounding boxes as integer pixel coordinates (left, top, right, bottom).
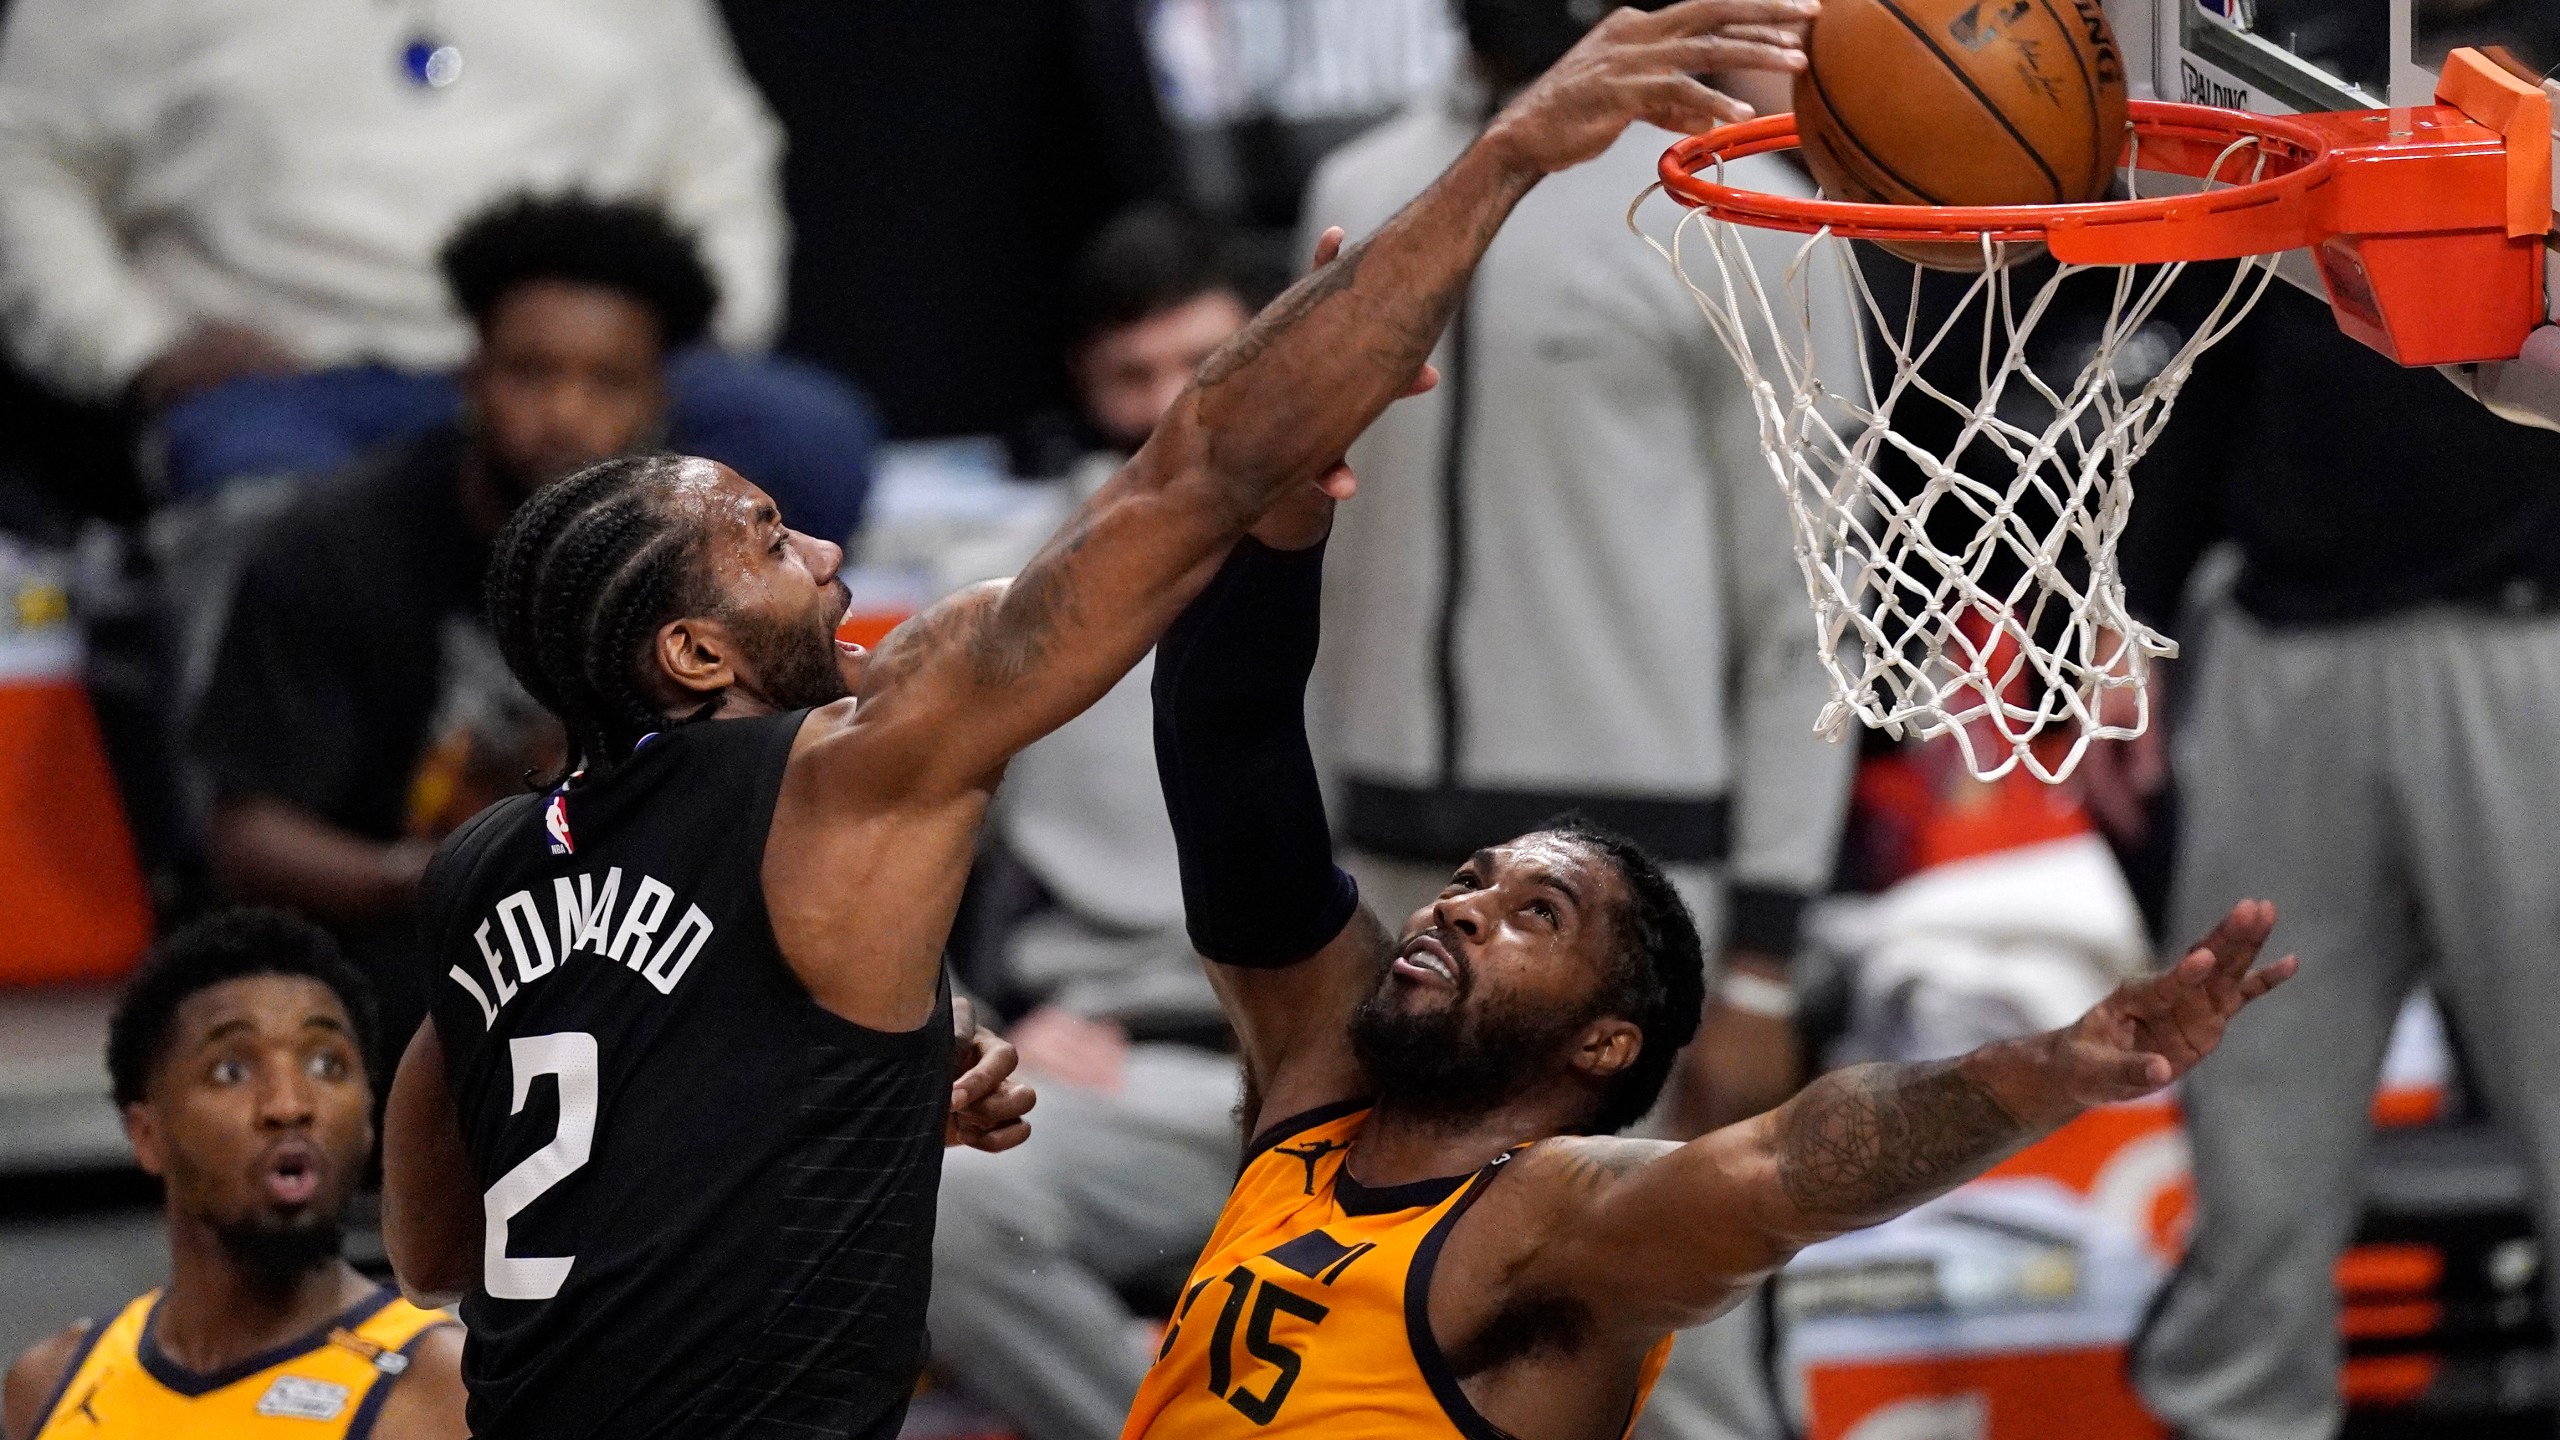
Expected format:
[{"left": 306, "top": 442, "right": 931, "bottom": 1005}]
[{"left": 544, "top": 791, "right": 574, "bottom": 856}]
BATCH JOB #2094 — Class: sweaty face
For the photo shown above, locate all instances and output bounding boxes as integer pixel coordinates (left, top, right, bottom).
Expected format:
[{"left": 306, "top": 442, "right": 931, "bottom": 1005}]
[
  {"left": 1349, "top": 834, "right": 1629, "bottom": 1123},
  {"left": 467, "top": 280, "right": 669, "bottom": 501},
  {"left": 661, "top": 460, "right": 856, "bottom": 709},
  {"left": 1073, "top": 289, "right": 1252, "bottom": 451},
  {"left": 130, "top": 976, "right": 372, "bottom": 1286}
]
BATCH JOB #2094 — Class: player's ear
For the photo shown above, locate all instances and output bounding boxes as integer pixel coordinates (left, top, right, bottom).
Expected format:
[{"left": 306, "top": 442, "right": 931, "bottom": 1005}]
[
  {"left": 653, "top": 615, "right": 738, "bottom": 698},
  {"left": 122, "top": 1102, "right": 168, "bottom": 1178},
  {"left": 1570, "top": 1018, "right": 1643, "bottom": 1083}
]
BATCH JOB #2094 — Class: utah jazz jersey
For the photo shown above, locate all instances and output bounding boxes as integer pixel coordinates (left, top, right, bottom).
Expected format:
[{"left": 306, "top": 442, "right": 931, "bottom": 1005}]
[
  {"left": 25, "top": 1287, "right": 450, "bottom": 1439},
  {"left": 419, "top": 711, "right": 955, "bottom": 1440},
  {"left": 1124, "top": 1102, "right": 1672, "bottom": 1440}
]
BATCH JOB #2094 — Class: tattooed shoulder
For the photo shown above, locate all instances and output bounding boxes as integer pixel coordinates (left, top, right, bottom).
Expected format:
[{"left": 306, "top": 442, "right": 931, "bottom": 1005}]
[
  {"left": 960, "top": 510, "right": 1096, "bottom": 688},
  {"left": 858, "top": 584, "right": 992, "bottom": 695},
  {"left": 1533, "top": 1136, "right": 1675, "bottom": 1197}
]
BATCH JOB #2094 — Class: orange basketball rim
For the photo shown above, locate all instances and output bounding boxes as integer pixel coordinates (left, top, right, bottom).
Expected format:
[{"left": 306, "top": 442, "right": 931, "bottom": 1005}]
[{"left": 1660, "top": 47, "right": 2552, "bottom": 367}]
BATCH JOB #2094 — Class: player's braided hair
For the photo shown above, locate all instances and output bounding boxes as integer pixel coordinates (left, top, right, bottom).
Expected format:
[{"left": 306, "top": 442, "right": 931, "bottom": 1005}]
[{"left": 486, "top": 453, "right": 720, "bottom": 781}]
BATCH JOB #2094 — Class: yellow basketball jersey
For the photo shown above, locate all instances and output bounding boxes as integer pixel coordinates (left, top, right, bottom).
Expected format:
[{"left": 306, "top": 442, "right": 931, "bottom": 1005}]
[
  {"left": 27, "top": 1286, "right": 453, "bottom": 1440},
  {"left": 1122, "top": 1102, "right": 1671, "bottom": 1440}
]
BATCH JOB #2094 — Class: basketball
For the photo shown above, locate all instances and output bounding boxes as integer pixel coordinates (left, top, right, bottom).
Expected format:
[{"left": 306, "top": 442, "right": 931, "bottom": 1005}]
[{"left": 1794, "top": 0, "right": 2130, "bottom": 268}]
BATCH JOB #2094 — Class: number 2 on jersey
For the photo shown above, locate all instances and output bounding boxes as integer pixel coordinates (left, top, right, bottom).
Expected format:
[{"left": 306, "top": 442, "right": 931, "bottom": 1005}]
[{"left": 483, "top": 1032, "right": 598, "bottom": 1300}]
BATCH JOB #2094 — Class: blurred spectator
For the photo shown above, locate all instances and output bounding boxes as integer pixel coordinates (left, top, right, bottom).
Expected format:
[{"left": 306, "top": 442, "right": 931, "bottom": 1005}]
[
  {"left": 0, "top": 909, "right": 464, "bottom": 1440},
  {"left": 928, "top": 204, "right": 1248, "bottom": 1440},
  {"left": 717, "top": 0, "right": 1172, "bottom": 444},
  {"left": 2107, "top": 287, "right": 2560, "bottom": 1437},
  {"left": 0, "top": 0, "right": 875, "bottom": 539},
  {"left": 1298, "top": 7, "right": 1853, "bottom": 1437},
  {"left": 187, "top": 194, "right": 705, "bottom": 1056}
]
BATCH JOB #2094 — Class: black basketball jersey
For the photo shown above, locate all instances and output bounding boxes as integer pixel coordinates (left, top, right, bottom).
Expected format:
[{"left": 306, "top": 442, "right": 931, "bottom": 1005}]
[{"left": 419, "top": 710, "right": 952, "bottom": 1440}]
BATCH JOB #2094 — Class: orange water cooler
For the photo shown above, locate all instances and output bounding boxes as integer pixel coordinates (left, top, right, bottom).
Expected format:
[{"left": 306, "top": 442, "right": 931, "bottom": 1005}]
[{"left": 0, "top": 544, "right": 151, "bottom": 985}]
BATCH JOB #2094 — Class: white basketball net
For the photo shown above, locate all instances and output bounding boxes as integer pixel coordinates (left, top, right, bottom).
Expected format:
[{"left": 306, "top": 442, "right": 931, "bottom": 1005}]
[{"left": 1635, "top": 154, "right": 2284, "bottom": 784}]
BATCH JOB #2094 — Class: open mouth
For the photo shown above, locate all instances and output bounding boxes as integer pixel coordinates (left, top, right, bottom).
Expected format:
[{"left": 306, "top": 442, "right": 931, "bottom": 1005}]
[
  {"left": 261, "top": 1144, "right": 323, "bottom": 1208},
  {"left": 1390, "top": 934, "right": 1463, "bottom": 989}
]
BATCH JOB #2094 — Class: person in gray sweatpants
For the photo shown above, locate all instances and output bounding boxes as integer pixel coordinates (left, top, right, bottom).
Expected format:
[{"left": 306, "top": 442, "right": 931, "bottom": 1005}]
[
  {"left": 2093, "top": 284, "right": 2560, "bottom": 1440},
  {"left": 2135, "top": 602, "right": 2560, "bottom": 1437}
]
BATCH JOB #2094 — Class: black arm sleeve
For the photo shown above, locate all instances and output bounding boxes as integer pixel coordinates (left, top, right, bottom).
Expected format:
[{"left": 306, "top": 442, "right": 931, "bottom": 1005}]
[{"left": 1152, "top": 537, "right": 1359, "bottom": 969}]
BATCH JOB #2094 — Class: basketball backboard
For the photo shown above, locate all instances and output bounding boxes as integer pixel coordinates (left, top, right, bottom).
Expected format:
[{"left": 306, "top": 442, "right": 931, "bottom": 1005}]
[
  {"left": 2110, "top": 0, "right": 2560, "bottom": 427},
  {"left": 2113, "top": 0, "right": 2556, "bottom": 142}
]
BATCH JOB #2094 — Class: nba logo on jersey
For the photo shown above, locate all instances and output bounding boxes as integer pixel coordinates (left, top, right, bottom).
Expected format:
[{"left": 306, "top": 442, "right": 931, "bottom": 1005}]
[
  {"left": 254, "top": 1375, "right": 351, "bottom": 1420},
  {"left": 544, "top": 791, "right": 575, "bottom": 856}
]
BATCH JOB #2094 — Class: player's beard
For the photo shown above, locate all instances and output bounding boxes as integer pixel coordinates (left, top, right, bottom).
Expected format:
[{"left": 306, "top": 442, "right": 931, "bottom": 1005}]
[
  {"left": 215, "top": 1214, "right": 346, "bottom": 1293},
  {"left": 1348, "top": 979, "right": 1592, "bottom": 1129},
  {"left": 725, "top": 598, "right": 851, "bottom": 712}
]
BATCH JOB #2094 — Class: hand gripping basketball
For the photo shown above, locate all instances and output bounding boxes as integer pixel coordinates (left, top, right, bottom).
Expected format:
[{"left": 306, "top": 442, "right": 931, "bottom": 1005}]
[{"left": 1482, "top": 0, "right": 1820, "bottom": 178}]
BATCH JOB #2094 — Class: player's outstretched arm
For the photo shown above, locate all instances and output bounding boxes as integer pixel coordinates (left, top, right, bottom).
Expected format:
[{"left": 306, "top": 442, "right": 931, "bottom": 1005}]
[
  {"left": 814, "top": 0, "right": 1813, "bottom": 806},
  {"left": 1517, "top": 901, "right": 2296, "bottom": 1333}
]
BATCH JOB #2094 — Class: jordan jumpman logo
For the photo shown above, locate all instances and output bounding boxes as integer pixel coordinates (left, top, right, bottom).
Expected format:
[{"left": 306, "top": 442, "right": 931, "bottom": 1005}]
[{"left": 1273, "top": 1138, "right": 1350, "bottom": 1195}]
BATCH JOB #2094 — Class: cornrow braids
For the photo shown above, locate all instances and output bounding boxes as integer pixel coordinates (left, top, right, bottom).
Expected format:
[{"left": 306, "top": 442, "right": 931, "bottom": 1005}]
[
  {"left": 484, "top": 454, "right": 719, "bottom": 781},
  {"left": 582, "top": 526, "right": 706, "bottom": 762}
]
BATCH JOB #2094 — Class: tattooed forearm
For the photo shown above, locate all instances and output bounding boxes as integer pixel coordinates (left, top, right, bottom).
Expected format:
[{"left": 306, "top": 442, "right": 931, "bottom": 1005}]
[
  {"left": 1195, "top": 239, "right": 1372, "bottom": 392},
  {"left": 849, "top": 122, "right": 1549, "bottom": 789},
  {"left": 1772, "top": 1062, "right": 2029, "bottom": 1221},
  {"left": 1185, "top": 146, "right": 1540, "bottom": 517}
]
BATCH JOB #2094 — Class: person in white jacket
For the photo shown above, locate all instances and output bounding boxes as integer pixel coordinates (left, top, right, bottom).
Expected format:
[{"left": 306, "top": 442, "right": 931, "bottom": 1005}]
[
  {"left": 1300, "top": 3, "right": 1860, "bottom": 1436},
  {"left": 0, "top": 0, "right": 875, "bottom": 538}
]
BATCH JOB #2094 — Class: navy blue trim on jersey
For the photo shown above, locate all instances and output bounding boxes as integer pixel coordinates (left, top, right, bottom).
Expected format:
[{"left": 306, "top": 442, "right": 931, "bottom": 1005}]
[
  {"left": 342, "top": 1319, "right": 460, "bottom": 1440},
  {"left": 1242, "top": 1098, "right": 1371, "bottom": 1170},
  {"left": 1404, "top": 1153, "right": 1522, "bottom": 1440},
  {"left": 135, "top": 1286, "right": 397, "bottom": 1397},
  {"left": 26, "top": 1317, "right": 106, "bottom": 1434},
  {"left": 1332, "top": 1167, "right": 1469, "bottom": 1218}
]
